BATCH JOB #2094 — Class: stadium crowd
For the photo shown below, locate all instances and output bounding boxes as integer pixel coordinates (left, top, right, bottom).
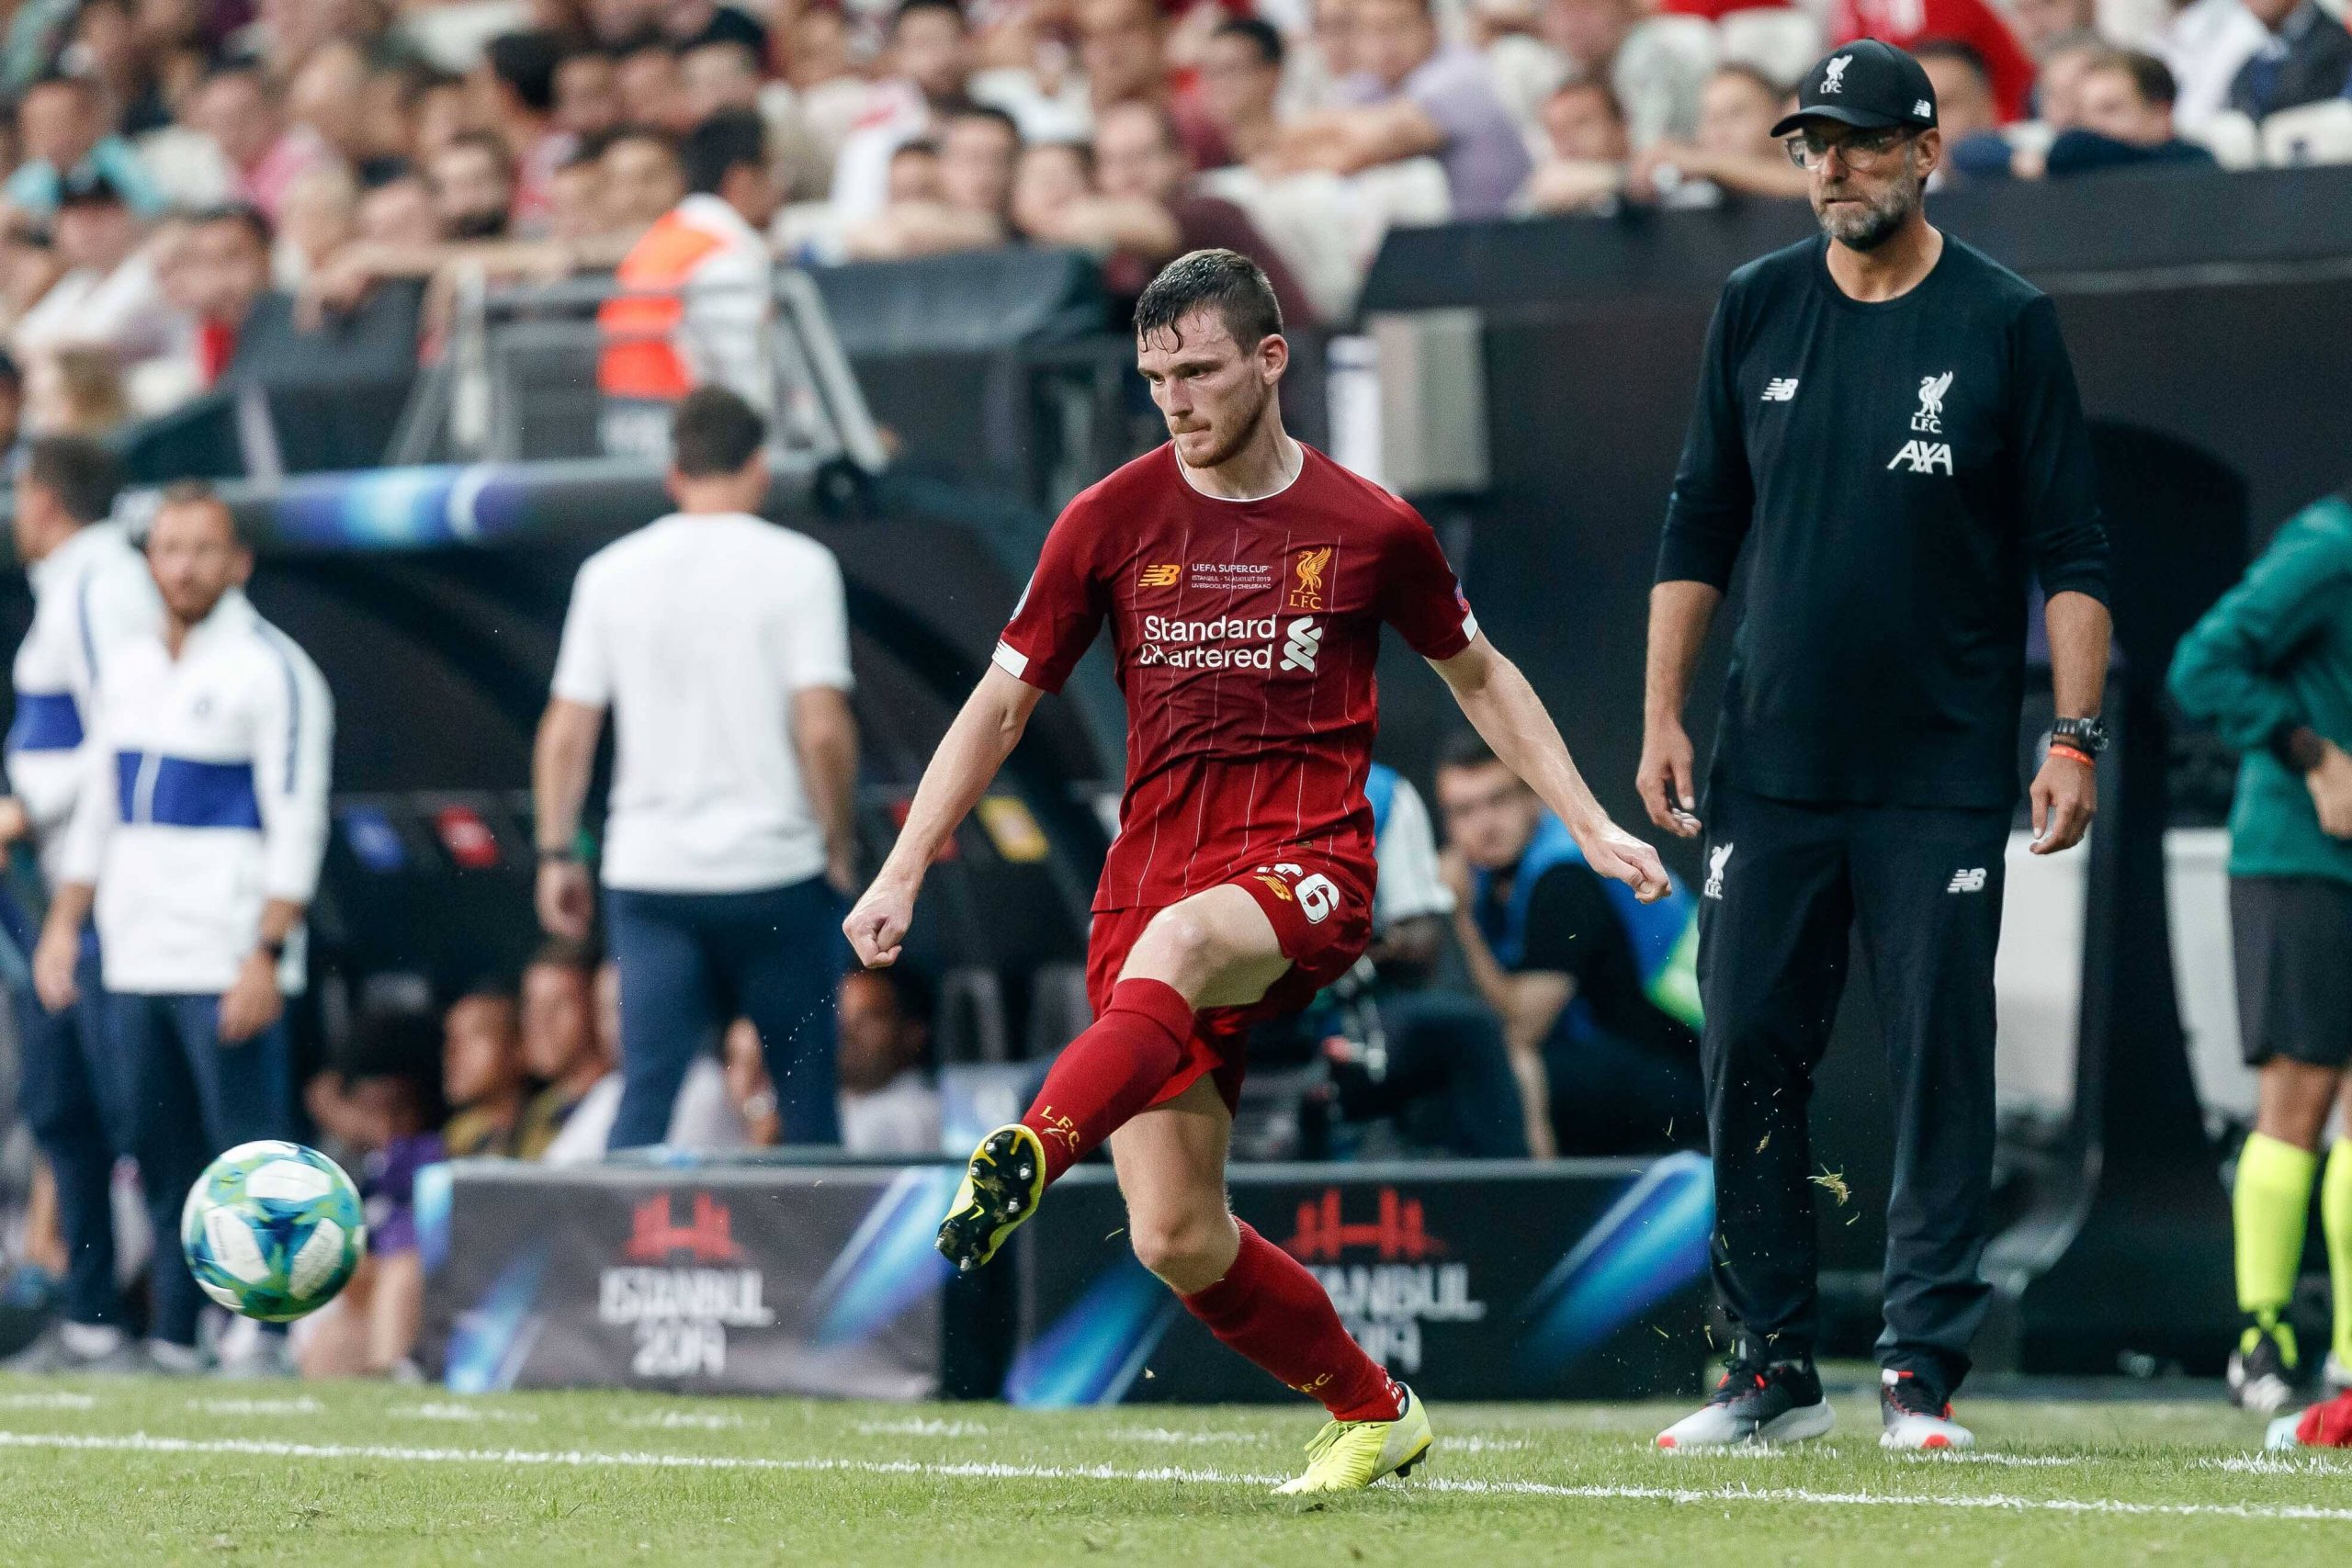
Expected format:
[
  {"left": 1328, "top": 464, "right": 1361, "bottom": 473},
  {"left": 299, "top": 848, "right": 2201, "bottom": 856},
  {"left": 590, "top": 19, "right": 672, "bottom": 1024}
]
[{"left": 0, "top": 0, "right": 2334, "bottom": 452}]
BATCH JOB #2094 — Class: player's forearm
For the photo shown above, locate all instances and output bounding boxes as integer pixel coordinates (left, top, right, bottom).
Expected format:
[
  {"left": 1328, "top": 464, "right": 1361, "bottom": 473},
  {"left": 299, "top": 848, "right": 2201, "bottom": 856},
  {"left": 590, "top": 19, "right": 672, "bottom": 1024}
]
[
  {"left": 793, "top": 687, "right": 861, "bottom": 871},
  {"left": 532, "top": 699, "right": 602, "bottom": 853},
  {"left": 874, "top": 670, "right": 1034, "bottom": 888},
  {"left": 1645, "top": 581, "right": 1723, "bottom": 727},
  {"left": 2046, "top": 590, "right": 2112, "bottom": 720},
  {"left": 41, "top": 880, "right": 94, "bottom": 941}
]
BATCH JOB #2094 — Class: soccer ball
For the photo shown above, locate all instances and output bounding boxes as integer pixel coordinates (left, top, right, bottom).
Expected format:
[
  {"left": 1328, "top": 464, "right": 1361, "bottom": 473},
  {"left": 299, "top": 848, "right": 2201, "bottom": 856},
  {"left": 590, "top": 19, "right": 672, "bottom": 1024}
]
[{"left": 180, "top": 1141, "right": 367, "bottom": 1322}]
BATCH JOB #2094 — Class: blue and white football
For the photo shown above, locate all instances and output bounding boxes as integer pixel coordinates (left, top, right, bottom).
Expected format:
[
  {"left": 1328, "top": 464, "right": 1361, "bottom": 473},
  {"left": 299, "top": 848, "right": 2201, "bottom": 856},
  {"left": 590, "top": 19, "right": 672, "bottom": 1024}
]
[{"left": 180, "top": 1141, "right": 367, "bottom": 1322}]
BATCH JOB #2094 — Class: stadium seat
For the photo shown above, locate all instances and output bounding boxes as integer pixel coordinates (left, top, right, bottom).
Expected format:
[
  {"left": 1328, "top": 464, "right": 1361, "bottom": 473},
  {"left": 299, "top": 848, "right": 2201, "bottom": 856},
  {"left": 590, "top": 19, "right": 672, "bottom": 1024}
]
[
  {"left": 1715, "top": 7, "right": 1824, "bottom": 91},
  {"left": 2260, "top": 98, "right": 2352, "bottom": 166},
  {"left": 2186, "top": 110, "right": 2262, "bottom": 170}
]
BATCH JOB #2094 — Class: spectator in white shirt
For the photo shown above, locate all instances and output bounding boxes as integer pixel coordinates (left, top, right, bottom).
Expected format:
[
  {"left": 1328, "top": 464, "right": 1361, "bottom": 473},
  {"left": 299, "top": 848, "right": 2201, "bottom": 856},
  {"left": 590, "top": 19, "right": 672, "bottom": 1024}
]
[
  {"left": 36, "top": 481, "right": 334, "bottom": 1372},
  {"left": 11, "top": 172, "right": 189, "bottom": 391},
  {"left": 837, "top": 968, "right": 943, "bottom": 1156},
  {"left": 536, "top": 389, "right": 860, "bottom": 1150}
]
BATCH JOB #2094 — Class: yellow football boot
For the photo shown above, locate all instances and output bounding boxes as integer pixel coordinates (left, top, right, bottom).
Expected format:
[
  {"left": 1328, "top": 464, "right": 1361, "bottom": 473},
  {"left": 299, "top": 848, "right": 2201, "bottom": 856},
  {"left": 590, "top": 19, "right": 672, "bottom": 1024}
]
[
  {"left": 1273, "top": 1384, "right": 1432, "bottom": 1495},
  {"left": 934, "top": 1123, "right": 1047, "bottom": 1273}
]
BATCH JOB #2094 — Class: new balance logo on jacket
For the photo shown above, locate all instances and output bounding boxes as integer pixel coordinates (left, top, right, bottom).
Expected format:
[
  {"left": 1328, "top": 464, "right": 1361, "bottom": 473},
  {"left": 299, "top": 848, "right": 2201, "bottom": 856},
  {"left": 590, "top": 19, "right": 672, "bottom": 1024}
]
[{"left": 1947, "top": 868, "right": 1987, "bottom": 894}]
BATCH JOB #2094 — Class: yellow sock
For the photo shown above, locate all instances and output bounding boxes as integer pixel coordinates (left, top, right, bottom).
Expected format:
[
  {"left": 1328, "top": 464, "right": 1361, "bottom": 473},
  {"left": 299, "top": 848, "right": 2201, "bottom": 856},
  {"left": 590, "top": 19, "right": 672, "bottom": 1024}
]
[
  {"left": 2324, "top": 1140, "right": 2352, "bottom": 1367},
  {"left": 2235, "top": 1132, "right": 2319, "bottom": 1359}
]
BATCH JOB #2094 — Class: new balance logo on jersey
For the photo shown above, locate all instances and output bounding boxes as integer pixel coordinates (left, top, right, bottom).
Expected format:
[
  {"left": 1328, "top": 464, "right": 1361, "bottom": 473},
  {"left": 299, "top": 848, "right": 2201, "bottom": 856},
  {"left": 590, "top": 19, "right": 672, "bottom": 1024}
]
[
  {"left": 1947, "top": 868, "right": 1987, "bottom": 894},
  {"left": 1761, "top": 378, "right": 1799, "bottom": 402},
  {"left": 1887, "top": 440, "right": 1954, "bottom": 475},
  {"left": 1822, "top": 54, "right": 1850, "bottom": 92},
  {"left": 1703, "top": 842, "right": 1733, "bottom": 899},
  {"left": 1914, "top": 98, "right": 1932, "bottom": 117},
  {"left": 1911, "top": 371, "right": 1952, "bottom": 433},
  {"left": 1280, "top": 616, "right": 1322, "bottom": 672}
]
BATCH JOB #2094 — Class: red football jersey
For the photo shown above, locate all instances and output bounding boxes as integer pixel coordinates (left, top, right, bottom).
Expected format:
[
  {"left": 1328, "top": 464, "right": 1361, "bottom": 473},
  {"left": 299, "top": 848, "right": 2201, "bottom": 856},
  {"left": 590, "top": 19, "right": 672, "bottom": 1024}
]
[{"left": 995, "top": 443, "right": 1478, "bottom": 911}]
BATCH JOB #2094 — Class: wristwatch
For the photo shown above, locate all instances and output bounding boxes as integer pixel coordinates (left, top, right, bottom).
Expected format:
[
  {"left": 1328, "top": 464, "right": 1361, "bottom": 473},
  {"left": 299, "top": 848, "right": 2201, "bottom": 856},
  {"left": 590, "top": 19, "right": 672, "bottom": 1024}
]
[{"left": 2049, "top": 716, "right": 2109, "bottom": 757}]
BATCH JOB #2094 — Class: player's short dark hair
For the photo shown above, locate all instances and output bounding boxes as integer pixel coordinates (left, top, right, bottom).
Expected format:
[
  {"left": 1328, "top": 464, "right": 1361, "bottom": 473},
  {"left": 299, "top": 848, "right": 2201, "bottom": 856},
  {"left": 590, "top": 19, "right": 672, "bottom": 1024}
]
[
  {"left": 1213, "top": 17, "right": 1284, "bottom": 68},
  {"left": 435, "top": 128, "right": 516, "bottom": 182},
  {"left": 891, "top": 0, "right": 967, "bottom": 34},
  {"left": 670, "top": 386, "right": 768, "bottom": 477},
  {"left": 682, "top": 108, "right": 767, "bottom": 195},
  {"left": 23, "top": 435, "right": 121, "bottom": 525},
  {"left": 487, "top": 29, "right": 563, "bottom": 112},
  {"left": 153, "top": 479, "right": 250, "bottom": 547},
  {"left": 892, "top": 136, "right": 941, "bottom": 162},
  {"left": 2091, "top": 48, "right": 2177, "bottom": 106},
  {"left": 599, "top": 122, "right": 682, "bottom": 169},
  {"left": 1910, "top": 35, "right": 1992, "bottom": 87},
  {"left": 1134, "top": 247, "right": 1282, "bottom": 350},
  {"left": 1435, "top": 731, "right": 1503, "bottom": 774},
  {"left": 945, "top": 103, "right": 1021, "bottom": 145},
  {"left": 1552, "top": 75, "right": 1627, "bottom": 125},
  {"left": 193, "top": 200, "right": 273, "bottom": 249}
]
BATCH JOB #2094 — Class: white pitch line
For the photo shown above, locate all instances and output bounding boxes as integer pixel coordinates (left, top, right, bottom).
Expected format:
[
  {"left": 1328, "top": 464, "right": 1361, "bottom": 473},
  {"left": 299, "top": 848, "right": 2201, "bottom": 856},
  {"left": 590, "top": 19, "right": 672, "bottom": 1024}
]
[{"left": 0, "top": 1428, "right": 2348, "bottom": 1524}]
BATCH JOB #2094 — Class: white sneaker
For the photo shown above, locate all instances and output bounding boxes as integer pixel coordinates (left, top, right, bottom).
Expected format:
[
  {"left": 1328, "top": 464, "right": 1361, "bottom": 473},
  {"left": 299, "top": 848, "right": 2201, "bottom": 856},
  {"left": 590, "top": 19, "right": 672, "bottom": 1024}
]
[
  {"left": 1657, "top": 1354, "right": 1835, "bottom": 1450},
  {"left": 1879, "top": 1368, "right": 1973, "bottom": 1450}
]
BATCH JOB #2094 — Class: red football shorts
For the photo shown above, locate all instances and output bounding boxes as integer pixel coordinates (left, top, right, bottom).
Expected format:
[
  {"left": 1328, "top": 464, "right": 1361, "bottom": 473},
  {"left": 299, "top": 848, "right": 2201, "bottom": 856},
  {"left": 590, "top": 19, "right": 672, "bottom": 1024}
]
[{"left": 1084, "top": 852, "right": 1374, "bottom": 1117}]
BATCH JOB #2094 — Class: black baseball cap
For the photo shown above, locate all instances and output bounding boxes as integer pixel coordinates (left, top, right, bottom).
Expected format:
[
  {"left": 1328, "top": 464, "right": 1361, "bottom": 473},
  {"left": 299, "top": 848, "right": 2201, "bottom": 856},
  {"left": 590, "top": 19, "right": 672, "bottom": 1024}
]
[
  {"left": 1770, "top": 39, "right": 1939, "bottom": 138},
  {"left": 56, "top": 168, "right": 127, "bottom": 209}
]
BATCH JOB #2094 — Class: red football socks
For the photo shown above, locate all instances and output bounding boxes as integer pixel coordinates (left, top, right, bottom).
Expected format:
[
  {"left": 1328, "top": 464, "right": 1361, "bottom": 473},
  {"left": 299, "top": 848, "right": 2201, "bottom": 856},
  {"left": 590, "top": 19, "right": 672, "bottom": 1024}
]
[
  {"left": 1181, "top": 1221, "right": 1403, "bottom": 1423},
  {"left": 1021, "top": 976, "right": 1196, "bottom": 1183}
]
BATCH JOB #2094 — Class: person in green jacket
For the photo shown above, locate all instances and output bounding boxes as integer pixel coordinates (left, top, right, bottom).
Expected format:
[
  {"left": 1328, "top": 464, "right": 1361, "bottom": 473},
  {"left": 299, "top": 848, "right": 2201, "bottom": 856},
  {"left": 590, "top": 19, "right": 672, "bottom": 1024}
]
[{"left": 2170, "top": 490, "right": 2352, "bottom": 1413}]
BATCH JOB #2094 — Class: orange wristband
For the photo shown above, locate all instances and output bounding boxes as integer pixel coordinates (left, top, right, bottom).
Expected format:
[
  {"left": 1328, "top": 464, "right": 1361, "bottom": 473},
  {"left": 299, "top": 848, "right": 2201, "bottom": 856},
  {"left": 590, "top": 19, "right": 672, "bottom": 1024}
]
[{"left": 2049, "top": 743, "right": 2095, "bottom": 768}]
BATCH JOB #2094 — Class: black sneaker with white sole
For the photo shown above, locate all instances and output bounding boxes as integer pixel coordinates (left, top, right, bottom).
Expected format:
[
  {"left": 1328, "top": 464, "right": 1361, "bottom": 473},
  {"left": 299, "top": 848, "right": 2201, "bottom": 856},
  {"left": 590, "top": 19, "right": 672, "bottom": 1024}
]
[
  {"left": 1656, "top": 1347, "right": 1834, "bottom": 1450},
  {"left": 2228, "top": 1319, "right": 2301, "bottom": 1414},
  {"left": 1879, "top": 1367, "right": 1973, "bottom": 1450}
]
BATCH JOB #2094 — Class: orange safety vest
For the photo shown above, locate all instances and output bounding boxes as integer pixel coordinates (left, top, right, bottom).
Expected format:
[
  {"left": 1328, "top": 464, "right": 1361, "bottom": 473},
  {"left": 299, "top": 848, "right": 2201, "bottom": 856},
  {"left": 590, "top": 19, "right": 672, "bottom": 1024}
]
[{"left": 596, "top": 209, "right": 732, "bottom": 400}]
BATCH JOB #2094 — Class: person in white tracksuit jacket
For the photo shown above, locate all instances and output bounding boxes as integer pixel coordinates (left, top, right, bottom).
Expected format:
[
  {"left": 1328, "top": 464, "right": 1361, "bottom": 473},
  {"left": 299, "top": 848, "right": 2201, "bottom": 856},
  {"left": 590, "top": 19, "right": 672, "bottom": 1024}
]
[
  {"left": 35, "top": 483, "right": 333, "bottom": 1368},
  {"left": 0, "top": 438, "right": 157, "bottom": 1371}
]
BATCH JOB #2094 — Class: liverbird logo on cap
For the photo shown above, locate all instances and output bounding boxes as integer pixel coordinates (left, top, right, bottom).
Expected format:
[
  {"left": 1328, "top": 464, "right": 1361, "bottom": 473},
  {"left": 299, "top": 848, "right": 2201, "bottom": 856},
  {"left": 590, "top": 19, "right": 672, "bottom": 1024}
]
[{"left": 1823, "top": 54, "right": 1851, "bottom": 93}]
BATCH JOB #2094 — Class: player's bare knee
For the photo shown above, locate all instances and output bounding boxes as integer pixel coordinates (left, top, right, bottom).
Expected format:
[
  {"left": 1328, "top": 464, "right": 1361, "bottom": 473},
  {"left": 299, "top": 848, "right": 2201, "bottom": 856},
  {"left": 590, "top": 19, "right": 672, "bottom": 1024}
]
[
  {"left": 1126, "top": 1207, "right": 1234, "bottom": 1287},
  {"left": 1129, "top": 904, "right": 1224, "bottom": 990}
]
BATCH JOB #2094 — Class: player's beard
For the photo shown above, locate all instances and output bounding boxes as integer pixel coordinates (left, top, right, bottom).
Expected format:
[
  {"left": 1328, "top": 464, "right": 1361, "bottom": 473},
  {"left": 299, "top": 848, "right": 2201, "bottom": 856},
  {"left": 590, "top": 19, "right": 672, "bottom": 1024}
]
[
  {"left": 1814, "top": 167, "right": 1921, "bottom": 253},
  {"left": 1174, "top": 378, "right": 1276, "bottom": 470}
]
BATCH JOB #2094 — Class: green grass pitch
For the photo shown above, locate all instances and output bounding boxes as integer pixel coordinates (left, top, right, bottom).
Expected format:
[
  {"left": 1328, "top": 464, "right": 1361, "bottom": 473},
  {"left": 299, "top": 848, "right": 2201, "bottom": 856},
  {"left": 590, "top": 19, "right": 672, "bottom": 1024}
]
[{"left": 1, "top": 1373, "right": 2346, "bottom": 1565}]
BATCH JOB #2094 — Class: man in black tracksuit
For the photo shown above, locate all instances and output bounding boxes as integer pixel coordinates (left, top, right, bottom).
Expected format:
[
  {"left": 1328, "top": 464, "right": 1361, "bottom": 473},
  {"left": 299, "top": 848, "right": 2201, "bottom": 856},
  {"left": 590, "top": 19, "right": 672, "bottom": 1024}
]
[{"left": 1639, "top": 40, "right": 2113, "bottom": 1453}]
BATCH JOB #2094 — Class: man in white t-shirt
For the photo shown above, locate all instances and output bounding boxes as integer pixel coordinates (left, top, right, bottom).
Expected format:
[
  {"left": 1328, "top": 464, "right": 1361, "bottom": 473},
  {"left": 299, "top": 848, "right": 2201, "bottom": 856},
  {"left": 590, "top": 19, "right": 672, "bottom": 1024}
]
[{"left": 534, "top": 388, "right": 859, "bottom": 1149}]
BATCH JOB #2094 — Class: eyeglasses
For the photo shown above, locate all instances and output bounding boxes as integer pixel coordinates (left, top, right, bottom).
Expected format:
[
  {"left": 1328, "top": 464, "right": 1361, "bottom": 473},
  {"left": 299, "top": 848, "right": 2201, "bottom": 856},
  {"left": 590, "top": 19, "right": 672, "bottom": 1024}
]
[{"left": 1782, "top": 126, "right": 1917, "bottom": 171}]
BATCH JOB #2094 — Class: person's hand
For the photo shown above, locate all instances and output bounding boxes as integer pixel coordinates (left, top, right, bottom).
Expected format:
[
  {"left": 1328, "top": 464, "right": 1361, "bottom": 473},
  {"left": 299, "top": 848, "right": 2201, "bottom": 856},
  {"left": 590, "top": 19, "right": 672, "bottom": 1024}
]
[
  {"left": 1637, "top": 717, "right": 1702, "bottom": 837},
  {"left": 537, "top": 857, "right": 594, "bottom": 940},
  {"left": 218, "top": 949, "right": 284, "bottom": 1043},
  {"left": 1624, "top": 141, "right": 1694, "bottom": 203},
  {"left": 0, "top": 795, "right": 28, "bottom": 845},
  {"left": 2309, "top": 741, "right": 2352, "bottom": 840},
  {"left": 1574, "top": 815, "right": 1672, "bottom": 903},
  {"left": 843, "top": 873, "right": 918, "bottom": 967},
  {"left": 31, "top": 922, "right": 81, "bottom": 1014},
  {"left": 2030, "top": 743, "right": 2098, "bottom": 853}
]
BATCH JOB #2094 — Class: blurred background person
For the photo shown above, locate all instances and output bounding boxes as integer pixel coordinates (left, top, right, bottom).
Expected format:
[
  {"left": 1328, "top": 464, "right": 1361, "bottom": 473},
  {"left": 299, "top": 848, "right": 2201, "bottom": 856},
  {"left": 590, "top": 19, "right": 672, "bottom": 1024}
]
[
  {"left": 34, "top": 483, "right": 333, "bottom": 1377},
  {"left": 515, "top": 939, "right": 608, "bottom": 1158},
  {"left": 536, "top": 389, "right": 857, "bottom": 1150},
  {"left": 2169, "top": 491, "right": 2352, "bottom": 1413},
  {"left": 1437, "top": 732, "right": 1703, "bottom": 1158},
  {"left": 835, "top": 968, "right": 943, "bottom": 1155},
  {"left": 438, "top": 980, "right": 528, "bottom": 1159}
]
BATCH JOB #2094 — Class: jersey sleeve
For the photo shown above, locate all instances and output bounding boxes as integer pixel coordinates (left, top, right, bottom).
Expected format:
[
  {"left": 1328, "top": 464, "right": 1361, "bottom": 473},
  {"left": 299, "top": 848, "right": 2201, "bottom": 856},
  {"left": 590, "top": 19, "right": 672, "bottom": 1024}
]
[
  {"left": 1655, "top": 284, "right": 1756, "bottom": 591},
  {"left": 252, "top": 638, "right": 335, "bottom": 906},
  {"left": 1376, "top": 509, "right": 1478, "bottom": 660},
  {"left": 2007, "top": 295, "right": 2109, "bottom": 607},
  {"left": 992, "top": 501, "right": 1107, "bottom": 694},
  {"left": 549, "top": 557, "right": 614, "bottom": 707},
  {"left": 780, "top": 543, "right": 854, "bottom": 693}
]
